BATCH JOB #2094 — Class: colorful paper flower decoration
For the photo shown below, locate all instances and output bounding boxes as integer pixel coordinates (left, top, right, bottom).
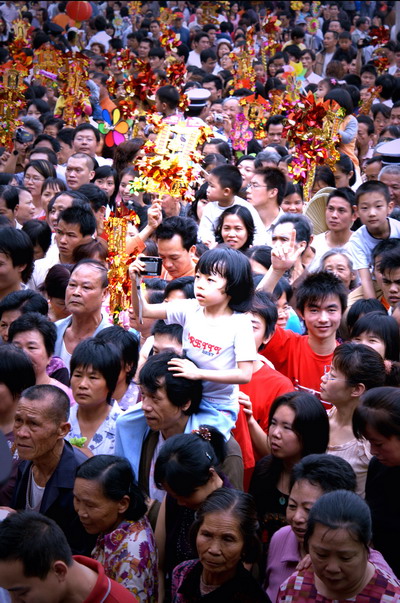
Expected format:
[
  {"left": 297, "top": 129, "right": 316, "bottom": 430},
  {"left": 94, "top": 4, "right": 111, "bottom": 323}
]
[{"left": 98, "top": 108, "right": 129, "bottom": 147}]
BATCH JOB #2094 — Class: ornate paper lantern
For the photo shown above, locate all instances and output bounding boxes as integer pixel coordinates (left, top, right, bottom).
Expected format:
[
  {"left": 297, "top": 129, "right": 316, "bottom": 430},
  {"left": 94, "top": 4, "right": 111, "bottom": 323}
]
[{"left": 66, "top": 1, "right": 92, "bottom": 21}]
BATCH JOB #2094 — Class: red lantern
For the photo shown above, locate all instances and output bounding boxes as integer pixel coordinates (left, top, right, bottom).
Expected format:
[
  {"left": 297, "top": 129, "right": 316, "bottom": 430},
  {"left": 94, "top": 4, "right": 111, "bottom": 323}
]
[{"left": 66, "top": 1, "right": 92, "bottom": 22}]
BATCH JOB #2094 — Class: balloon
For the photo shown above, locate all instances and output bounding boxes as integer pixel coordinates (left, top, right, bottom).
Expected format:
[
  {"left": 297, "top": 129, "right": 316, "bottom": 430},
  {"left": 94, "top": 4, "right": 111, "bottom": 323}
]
[{"left": 66, "top": 1, "right": 92, "bottom": 21}]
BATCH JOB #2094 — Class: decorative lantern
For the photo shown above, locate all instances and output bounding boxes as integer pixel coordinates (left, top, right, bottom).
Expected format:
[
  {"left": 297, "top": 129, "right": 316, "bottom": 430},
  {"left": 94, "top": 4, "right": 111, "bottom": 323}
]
[{"left": 66, "top": 1, "right": 92, "bottom": 21}]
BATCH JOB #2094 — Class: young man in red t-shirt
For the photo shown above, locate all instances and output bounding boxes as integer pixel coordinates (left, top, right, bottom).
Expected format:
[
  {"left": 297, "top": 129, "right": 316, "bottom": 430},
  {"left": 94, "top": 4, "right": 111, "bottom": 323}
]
[{"left": 261, "top": 271, "right": 347, "bottom": 396}]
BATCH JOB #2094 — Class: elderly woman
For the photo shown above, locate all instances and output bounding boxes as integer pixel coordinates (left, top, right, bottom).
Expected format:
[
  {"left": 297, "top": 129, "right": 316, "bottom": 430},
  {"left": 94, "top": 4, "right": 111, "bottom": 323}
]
[
  {"left": 277, "top": 490, "right": 400, "bottom": 600},
  {"left": 8, "top": 312, "right": 74, "bottom": 404},
  {"left": 74, "top": 454, "right": 158, "bottom": 602},
  {"left": 172, "top": 488, "right": 270, "bottom": 602}
]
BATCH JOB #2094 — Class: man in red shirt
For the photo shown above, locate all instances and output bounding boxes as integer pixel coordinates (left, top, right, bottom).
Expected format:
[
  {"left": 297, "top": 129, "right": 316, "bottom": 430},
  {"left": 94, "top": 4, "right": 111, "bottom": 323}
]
[
  {"left": 0, "top": 511, "right": 138, "bottom": 602},
  {"left": 261, "top": 271, "right": 347, "bottom": 396}
]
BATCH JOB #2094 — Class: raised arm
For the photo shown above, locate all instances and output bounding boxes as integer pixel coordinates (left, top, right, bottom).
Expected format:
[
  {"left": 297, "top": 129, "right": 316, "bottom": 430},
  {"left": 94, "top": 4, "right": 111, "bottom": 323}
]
[{"left": 129, "top": 259, "right": 168, "bottom": 321}]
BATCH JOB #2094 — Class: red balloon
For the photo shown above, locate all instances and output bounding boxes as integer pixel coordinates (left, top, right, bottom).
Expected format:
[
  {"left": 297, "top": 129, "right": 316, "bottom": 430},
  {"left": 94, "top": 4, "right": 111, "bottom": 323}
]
[{"left": 66, "top": 1, "right": 92, "bottom": 21}]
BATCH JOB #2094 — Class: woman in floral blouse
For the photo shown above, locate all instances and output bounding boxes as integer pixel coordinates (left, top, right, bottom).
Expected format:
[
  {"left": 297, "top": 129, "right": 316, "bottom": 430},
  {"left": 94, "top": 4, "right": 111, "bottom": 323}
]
[
  {"left": 74, "top": 454, "right": 158, "bottom": 602},
  {"left": 68, "top": 338, "right": 123, "bottom": 456}
]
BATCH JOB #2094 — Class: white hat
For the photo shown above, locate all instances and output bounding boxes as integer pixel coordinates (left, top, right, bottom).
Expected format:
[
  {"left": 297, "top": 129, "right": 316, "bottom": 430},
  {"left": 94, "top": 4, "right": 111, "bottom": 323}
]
[{"left": 186, "top": 88, "right": 211, "bottom": 108}]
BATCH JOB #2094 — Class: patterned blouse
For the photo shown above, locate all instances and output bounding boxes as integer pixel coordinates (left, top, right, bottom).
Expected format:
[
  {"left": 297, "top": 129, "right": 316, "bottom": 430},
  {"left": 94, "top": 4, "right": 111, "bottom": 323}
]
[
  {"left": 92, "top": 517, "right": 158, "bottom": 603},
  {"left": 277, "top": 568, "right": 400, "bottom": 602},
  {"left": 67, "top": 400, "right": 123, "bottom": 455}
]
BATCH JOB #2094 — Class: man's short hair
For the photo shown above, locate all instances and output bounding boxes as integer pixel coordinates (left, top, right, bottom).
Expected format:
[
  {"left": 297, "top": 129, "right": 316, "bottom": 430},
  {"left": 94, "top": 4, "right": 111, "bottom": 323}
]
[
  {"left": 57, "top": 128, "right": 74, "bottom": 147},
  {"left": 200, "top": 48, "right": 217, "bottom": 63},
  {"left": 155, "top": 216, "right": 198, "bottom": 250},
  {"left": 22, "top": 384, "right": 70, "bottom": 423},
  {"left": 155, "top": 85, "right": 180, "bottom": 110},
  {"left": 273, "top": 213, "right": 313, "bottom": 245},
  {"left": 149, "top": 47, "right": 165, "bottom": 59},
  {"left": 29, "top": 146, "right": 58, "bottom": 166},
  {"left": 70, "top": 259, "right": 108, "bottom": 288},
  {"left": 202, "top": 73, "right": 223, "bottom": 90},
  {"left": 58, "top": 205, "right": 96, "bottom": 237},
  {"left": 296, "top": 271, "right": 347, "bottom": 315},
  {"left": 0, "top": 185, "right": 19, "bottom": 211},
  {"left": 72, "top": 123, "right": 100, "bottom": 143},
  {"left": 0, "top": 511, "right": 73, "bottom": 579},
  {"left": 0, "top": 289, "right": 48, "bottom": 320},
  {"left": 139, "top": 351, "right": 202, "bottom": 415},
  {"left": 378, "top": 247, "right": 400, "bottom": 276},
  {"left": 254, "top": 167, "right": 287, "bottom": 205},
  {"left": 0, "top": 228, "right": 34, "bottom": 283},
  {"left": 68, "top": 153, "right": 96, "bottom": 171},
  {"left": 77, "top": 183, "right": 108, "bottom": 212},
  {"left": 266, "top": 115, "right": 285, "bottom": 131}
]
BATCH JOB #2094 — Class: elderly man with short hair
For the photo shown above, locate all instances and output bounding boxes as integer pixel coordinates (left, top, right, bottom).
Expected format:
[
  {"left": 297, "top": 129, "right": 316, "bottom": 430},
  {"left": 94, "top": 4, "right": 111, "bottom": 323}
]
[
  {"left": 10, "top": 384, "right": 95, "bottom": 555},
  {"left": 54, "top": 259, "right": 110, "bottom": 368}
]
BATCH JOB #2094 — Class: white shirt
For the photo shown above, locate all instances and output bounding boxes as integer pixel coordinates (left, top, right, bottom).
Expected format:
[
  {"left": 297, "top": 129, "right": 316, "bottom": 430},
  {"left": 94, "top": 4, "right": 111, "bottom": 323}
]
[
  {"left": 187, "top": 50, "right": 202, "bottom": 68},
  {"left": 28, "top": 243, "right": 60, "bottom": 292},
  {"left": 305, "top": 71, "right": 322, "bottom": 85},
  {"left": 86, "top": 31, "right": 111, "bottom": 52},
  {"left": 347, "top": 217, "right": 400, "bottom": 270}
]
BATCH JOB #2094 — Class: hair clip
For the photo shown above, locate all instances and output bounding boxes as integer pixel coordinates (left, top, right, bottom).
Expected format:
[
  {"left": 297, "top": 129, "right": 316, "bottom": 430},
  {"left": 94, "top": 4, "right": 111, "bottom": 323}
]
[{"left": 192, "top": 426, "right": 211, "bottom": 441}]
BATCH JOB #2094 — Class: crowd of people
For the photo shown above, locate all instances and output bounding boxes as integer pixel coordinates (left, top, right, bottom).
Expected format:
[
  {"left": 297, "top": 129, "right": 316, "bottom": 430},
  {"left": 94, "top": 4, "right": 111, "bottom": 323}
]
[{"left": 0, "top": 0, "right": 399, "bottom": 602}]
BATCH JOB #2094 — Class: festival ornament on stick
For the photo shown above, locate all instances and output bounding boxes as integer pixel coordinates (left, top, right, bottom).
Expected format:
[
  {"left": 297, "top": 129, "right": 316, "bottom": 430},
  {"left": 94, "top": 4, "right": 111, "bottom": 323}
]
[
  {"left": 98, "top": 108, "right": 129, "bottom": 147},
  {"left": 104, "top": 210, "right": 139, "bottom": 324},
  {"left": 284, "top": 92, "right": 344, "bottom": 202},
  {"left": 130, "top": 117, "right": 213, "bottom": 200},
  {"left": 0, "top": 63, "right": 28, "bottom": 148}
]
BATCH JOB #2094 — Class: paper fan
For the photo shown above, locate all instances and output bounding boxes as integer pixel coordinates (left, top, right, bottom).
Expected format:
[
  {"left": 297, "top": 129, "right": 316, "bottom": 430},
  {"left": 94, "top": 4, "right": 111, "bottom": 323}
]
[
  {"left": 98, "top": 108, "right": 129, "bottom": 147},
  {"left": 304, "top": 187, "right": 336, "bottom": 235}
]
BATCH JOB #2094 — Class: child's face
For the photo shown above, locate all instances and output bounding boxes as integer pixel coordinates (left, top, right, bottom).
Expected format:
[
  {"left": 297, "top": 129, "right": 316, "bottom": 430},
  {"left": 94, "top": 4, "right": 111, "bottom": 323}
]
[
  {"left": 356, "top": 192, "right": 392, "bottom": 233},
  {"left": 316, "top": 81, "right": 329, "bottom": 99},
  {"left": 302, "top": 295, "right": 342, "bottom": 342},
  {"left": 206, "top": 174, "right": 231, "bottom": 203},
  {"left": 194, "top": 271, "right": 228, "bottom": 308},
  {"left": 248, "top": 312, "right": 269, "bottom": 350},
  {"left": 339, "top": 38, "right": 352, "bottom": 51}
]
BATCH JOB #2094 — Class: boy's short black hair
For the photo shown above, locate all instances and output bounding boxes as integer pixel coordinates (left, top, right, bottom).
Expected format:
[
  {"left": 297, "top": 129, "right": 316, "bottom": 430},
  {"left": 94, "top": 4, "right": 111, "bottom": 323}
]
[
  {"left": 0, "top": 228, "right": 34, "bottom": 283},
  {"left": 58, "top": 205, "right": 96, "bottom": 237},
  {"left": 210, "top": 165, "right": 242, "bottom": 195},
  {"left": 248, "top": 290, "right": 278, "bottom": 345},
  {"left": 156, "top": 85, "right": 180, "bottom": 110},
  {"left": 273, "top": 213, "right": 312, "bottom": 245},
  {"left": 355, "top": 180, "right": 391, "bottom": 206},
  {"left": 296, "top": 271, "right": 347, "bottom": 315}
]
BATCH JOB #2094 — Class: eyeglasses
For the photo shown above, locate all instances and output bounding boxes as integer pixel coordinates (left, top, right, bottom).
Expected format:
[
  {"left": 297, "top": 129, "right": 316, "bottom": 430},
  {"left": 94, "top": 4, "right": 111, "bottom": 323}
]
[
  {"left": 248, "top": 182, "right": 268, "bottom": 189},
  {"left": 323, "top": 365, "right": 347, "bottom": 381},
  {"left": 24, "top": 175, "right": 45, "bottom": 183}
]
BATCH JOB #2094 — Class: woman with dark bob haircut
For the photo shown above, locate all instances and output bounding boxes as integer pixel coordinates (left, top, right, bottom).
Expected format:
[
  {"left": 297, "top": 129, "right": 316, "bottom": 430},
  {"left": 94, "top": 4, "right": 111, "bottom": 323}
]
[
  {"left": 249, "top": 391, "right": 329, "bottom": 577},
  {"left": 8, "top": 312, "right": 74, "bottom": 403},
  {"left": 214, "top": 205, "right": 255, "bottom": 253},
  {"left": 74, "top": 454, "right": 158, "bottom": 600},
  {"left": 95, "top": 325, "right": 140, "bottom": 411},
  {"left": 171, "top": 488, "right": 269, "bottom": 602},
  {"left": 351, "top": 311, "right": 400, "bottom": 362},
  {"left": 353, "top": 386, "right": 400, "bottom": 578},
  {"left": 68, "top": 338, "right": 123, "bottom": 456},
  {"left": 278, "top": 490, "right": 400, "bottom": 601}
]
